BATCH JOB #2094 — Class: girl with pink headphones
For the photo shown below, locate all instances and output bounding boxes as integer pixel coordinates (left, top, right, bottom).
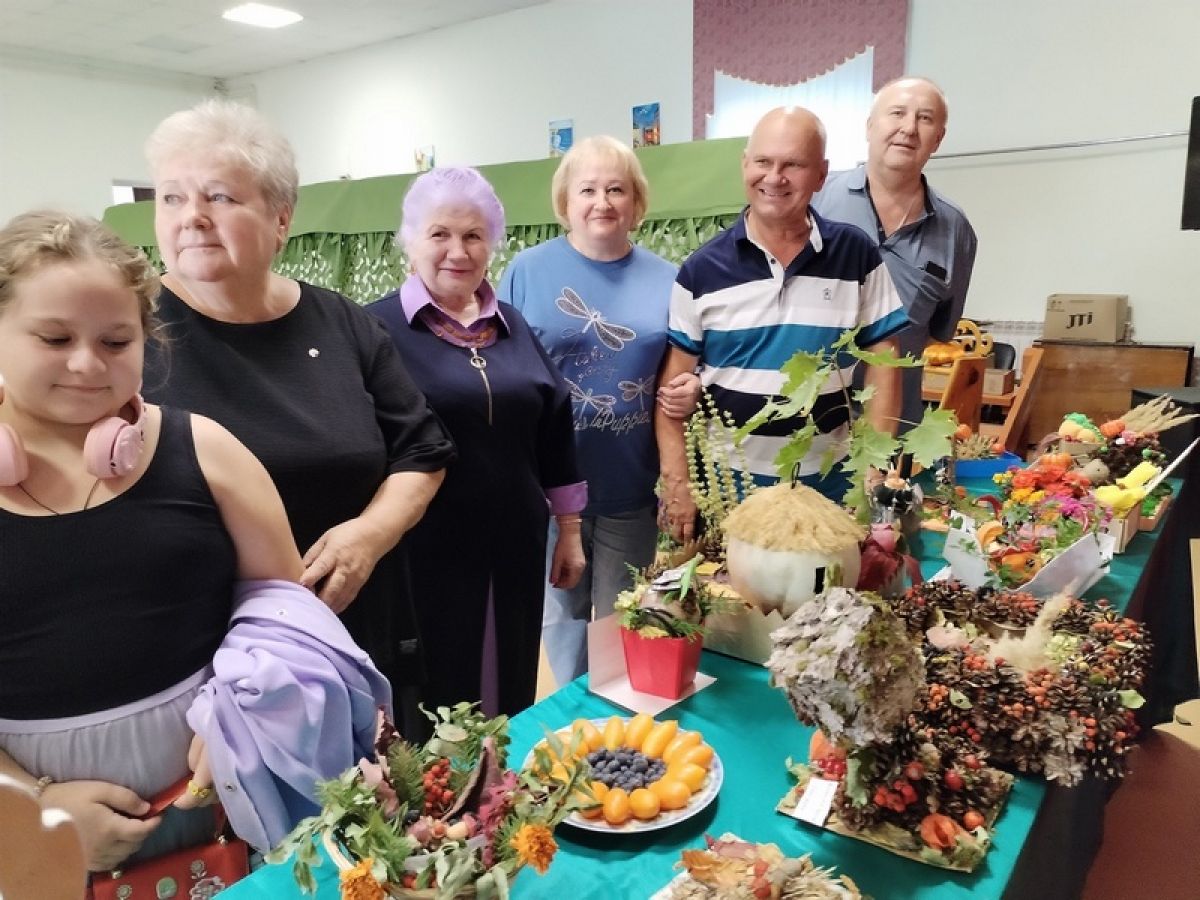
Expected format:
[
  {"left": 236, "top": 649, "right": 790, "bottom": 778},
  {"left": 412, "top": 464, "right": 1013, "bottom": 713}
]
[{"left": 0, "top": 211, "right": 304, "bottom": 873}]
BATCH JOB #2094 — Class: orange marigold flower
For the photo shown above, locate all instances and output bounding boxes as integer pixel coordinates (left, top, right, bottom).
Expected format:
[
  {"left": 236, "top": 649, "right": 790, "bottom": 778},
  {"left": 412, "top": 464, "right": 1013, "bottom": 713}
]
[
  {"left": 510, "top": 823, "right": 557, "bottom": 875},
  {"left": 1011, "top": 471, "right": 1036, "bottom": 490},
  {"left": 340, "top": 857, "right": 386, "bottom": 900}
]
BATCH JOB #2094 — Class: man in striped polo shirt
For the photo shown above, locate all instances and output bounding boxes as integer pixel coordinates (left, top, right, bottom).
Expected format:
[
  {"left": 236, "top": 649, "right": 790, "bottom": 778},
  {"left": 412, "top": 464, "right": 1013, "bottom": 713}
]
[{"left": 655, "top": 106, "right": 909, "bottom": 543}]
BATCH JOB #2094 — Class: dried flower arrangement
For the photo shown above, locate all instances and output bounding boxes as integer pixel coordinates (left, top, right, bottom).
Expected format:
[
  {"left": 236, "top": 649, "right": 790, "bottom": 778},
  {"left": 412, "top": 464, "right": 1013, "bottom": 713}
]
[
  {"left": 888, "top": 582, "right": 1149, "bottom": 785},
  {"left": 662, "top": 833, "right": 862, "bottom": 899},
  {"left": 613, "top": 556, "right": 729, "bottom": 641},
  {"left": 269, "top": 704, "right": 588, "bottom": 900},
  {"left": 673, "top": 389, "right": 759, "bottom": 561},
  {"left": 768, "top": 587, "right": 1009, "bottom": 871},
  {"left": 767, "top": 586, "right": 925, "bottom": 748}
]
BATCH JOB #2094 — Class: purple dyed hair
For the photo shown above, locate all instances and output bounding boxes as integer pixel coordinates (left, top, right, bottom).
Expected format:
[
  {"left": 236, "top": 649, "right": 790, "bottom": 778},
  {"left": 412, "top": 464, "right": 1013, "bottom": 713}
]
[{"left": 396, "top": 167, "right": 506, "bottom": 250}]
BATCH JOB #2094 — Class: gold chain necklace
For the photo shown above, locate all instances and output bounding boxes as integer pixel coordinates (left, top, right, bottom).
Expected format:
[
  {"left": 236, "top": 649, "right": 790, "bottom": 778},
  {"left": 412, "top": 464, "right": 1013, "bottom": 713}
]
[{"left": 17, "top": 479, "right": 102, "bottom": 515}]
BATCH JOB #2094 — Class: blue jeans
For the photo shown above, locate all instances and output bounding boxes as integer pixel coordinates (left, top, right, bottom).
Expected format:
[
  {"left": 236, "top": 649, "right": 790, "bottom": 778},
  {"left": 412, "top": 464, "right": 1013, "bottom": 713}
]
[{"left": 542, "top": 506, "right": 658, "bottom": 686}]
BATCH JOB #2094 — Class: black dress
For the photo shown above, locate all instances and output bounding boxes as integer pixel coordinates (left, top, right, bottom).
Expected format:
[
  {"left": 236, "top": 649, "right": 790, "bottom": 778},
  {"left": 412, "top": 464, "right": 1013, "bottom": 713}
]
[
  {"left": 368, "top": 289, "right": 581, "bottom": 716},
  {"left": 144, "top": 283, "right": 456, "bottom": 689}
]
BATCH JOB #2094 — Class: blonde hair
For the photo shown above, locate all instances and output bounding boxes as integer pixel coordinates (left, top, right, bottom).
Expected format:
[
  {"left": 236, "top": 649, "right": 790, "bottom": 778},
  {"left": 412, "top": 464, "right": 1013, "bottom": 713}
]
[
  {"left": 0, "top": 210, "right": 161, "bottom": 339},
  {"left": 550, "top": 135, "right": 650, "bottom": 230},
  {"left": 145, "top": 99, "right": 299, "bottom": 213}
]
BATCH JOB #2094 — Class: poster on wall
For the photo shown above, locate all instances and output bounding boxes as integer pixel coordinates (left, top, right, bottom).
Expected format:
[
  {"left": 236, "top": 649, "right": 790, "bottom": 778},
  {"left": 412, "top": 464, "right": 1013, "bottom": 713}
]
[
  {"left": 632, "top": 102, "right": 661, "bottom": 147},
  {"left": 549, "top": 119, "right": 574, "bottom": 157},
  {"left": 414, "top": 145, "right": 435, "bottom": 172}
]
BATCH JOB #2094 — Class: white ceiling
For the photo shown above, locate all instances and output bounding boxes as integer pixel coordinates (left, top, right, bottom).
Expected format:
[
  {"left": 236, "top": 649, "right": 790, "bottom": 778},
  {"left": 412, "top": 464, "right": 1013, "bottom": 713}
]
[{"left": 0, "top": 0, "right": 551, "bottom": 81}]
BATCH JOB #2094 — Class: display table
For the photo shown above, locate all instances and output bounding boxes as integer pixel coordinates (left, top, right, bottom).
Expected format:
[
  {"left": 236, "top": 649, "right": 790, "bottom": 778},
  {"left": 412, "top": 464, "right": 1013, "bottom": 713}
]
[{"left": 222, "top": 478, "right": 1180, "bottom": 900}]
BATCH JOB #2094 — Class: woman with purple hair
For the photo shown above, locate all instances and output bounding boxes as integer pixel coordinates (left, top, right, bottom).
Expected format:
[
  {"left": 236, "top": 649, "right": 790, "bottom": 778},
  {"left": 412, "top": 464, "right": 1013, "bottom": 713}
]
[{"left": 367, "top": 167, "right": 586, "bottom": 717}]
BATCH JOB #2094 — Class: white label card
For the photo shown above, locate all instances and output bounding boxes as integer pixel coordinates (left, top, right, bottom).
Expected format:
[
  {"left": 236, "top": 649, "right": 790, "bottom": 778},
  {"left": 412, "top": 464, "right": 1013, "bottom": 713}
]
[{"left": 789, "top": 776, "right": 838, "bottom": 826}]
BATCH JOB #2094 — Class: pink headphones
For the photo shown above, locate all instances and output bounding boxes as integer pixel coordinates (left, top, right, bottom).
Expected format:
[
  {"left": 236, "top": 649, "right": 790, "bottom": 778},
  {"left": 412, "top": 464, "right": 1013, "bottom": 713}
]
[{"left": 0, "top": 395, "right": 146, "bottom": 486}]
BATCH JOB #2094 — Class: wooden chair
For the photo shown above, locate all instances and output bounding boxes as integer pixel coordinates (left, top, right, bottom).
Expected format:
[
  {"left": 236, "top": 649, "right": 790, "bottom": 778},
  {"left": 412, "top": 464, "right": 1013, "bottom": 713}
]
[
  {"left": 980, "top": 346, "right": 1044, "bottom": 457},
  {"left": 937, "top": 355, "right": 987, "bottom": 431},
  {"left": 0, "top": 775, "right": 87, "bottom": 900}
]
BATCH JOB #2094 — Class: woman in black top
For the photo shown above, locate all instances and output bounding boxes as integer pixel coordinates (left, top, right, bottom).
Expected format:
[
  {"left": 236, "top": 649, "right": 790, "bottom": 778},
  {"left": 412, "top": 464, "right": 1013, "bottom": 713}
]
[{"left": 141, "top": 100, "right": 455, "bottom": 701}]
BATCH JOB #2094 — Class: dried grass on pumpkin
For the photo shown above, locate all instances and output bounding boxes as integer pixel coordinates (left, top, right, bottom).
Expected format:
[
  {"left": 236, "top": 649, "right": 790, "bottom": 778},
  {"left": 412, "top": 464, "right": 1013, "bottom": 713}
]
[{"left": 723, "top": 483, "right": 864, "bottom": 553}]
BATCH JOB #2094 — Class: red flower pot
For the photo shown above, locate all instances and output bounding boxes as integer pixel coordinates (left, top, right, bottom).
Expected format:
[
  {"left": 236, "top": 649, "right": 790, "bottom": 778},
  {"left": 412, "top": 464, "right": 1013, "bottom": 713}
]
[{"left": 620, "top": 628, "right": 703, "bottom": 699}]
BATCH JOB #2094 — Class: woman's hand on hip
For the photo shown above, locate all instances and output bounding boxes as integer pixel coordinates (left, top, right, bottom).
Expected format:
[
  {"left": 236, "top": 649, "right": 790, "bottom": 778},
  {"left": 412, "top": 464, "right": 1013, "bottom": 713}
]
[
  {"left": 40, "top": 780, "right": 160, "bottom": 872},
  {"left": 301, "top": 517, "right": 387, "bottom": 613}
]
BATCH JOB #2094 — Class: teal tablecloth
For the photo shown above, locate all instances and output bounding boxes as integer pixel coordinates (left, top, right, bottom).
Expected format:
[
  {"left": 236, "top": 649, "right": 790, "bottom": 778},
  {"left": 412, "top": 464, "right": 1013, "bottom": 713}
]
[
  {"left": 226, "top": 650, "right": 1043, "bottom": 900},
  {"left": 224, "top": 478, "right": 1176, "bottom": 900}
]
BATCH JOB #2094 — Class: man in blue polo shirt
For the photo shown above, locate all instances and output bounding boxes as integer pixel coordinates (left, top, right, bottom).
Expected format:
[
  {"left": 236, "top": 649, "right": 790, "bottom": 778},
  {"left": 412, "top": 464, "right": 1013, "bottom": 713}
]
[
  {"left": 814, "top": 76, "right": 978, "bottom": 433},
  {"left": 655, "top": 106, "right": 908, "bottom": 543}
]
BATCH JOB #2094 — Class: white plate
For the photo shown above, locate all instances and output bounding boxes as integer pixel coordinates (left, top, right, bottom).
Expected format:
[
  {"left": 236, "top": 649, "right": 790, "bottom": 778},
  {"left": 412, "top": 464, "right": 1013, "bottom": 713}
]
[{"left": 525, "top": 718, "right": 724, "bottom": 834}]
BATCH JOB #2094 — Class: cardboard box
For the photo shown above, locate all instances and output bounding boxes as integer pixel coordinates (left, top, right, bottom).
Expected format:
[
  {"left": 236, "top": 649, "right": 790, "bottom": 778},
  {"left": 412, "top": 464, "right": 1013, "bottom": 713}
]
[
  {"left": 923, "top": 365, "right": 1014, "bottom": 396},
  {"left": 1043, "top": 293, "right": 1129, "bottom": 342}
]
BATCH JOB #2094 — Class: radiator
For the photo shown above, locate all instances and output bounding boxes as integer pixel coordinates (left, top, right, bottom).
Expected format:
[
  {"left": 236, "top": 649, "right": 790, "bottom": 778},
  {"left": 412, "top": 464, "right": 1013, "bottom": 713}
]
[{"left": 981, "top": 320, "right": 1043, "bottom": 376}]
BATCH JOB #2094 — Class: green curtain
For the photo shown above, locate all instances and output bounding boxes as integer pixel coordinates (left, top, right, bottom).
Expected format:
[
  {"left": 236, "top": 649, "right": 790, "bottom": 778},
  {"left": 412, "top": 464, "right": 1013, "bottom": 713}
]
[
  {"left": 133, "top": 214, "right": 740, "bottom": 305},
  {"left": 104, "top": 136, "right": 751, "bottom": 303}
]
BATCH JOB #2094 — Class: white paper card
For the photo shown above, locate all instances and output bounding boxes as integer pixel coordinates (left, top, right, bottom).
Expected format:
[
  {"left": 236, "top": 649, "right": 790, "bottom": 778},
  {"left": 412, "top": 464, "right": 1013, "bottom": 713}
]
[
  {"left": 788, "top": 776, "right": 838, "bottom": 826},
  {"left": 585, "top": 615, "right": 715, "bottom": 716},
  {"left": 942, "top": 513, "right": 1111, "bottom": 598}
]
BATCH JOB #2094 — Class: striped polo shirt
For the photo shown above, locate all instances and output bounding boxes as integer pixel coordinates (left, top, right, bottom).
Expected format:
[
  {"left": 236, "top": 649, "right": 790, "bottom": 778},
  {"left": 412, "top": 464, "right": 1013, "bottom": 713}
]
[{"left": 667, "top": 208, "right": 907, "bottom": 485}]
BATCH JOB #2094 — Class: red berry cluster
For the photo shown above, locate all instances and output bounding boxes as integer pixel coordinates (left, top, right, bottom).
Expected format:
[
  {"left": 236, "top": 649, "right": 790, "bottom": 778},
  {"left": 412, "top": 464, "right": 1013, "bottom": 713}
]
[
  {"left": 814, "top": 754, "right": 847, "bottom": 779},
  {"left": 872, "top": 761, "right": 924, "bottom": 813},
  {"left": 422, "top": 758, "right": 455, "bottom": 817}
]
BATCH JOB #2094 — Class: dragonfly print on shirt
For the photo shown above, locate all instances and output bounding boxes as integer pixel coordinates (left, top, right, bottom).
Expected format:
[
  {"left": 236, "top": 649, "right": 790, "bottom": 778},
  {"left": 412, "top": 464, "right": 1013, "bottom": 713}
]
[
  {"left": 618, "top": 374, "right": 655, "bottom": 411},
  {"left": 565, "top": 377, "right": 617, "bottom": 416},
  {"left": 555, "top": 287, "right": 637, "bottom": 351}
]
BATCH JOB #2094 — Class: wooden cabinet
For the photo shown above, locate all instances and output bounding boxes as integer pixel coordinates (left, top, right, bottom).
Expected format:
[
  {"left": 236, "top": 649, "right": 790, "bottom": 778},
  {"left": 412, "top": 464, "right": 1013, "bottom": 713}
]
[{"left": 1026, "top": 340, "right": 1194, "bottom": 443}]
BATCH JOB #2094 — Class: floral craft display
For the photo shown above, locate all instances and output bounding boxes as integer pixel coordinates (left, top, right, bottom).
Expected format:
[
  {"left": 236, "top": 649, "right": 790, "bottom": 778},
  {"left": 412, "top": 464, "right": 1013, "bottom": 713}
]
[
  {"left": 768, "top": 585, "right": 1011, "bottom": 871},
  {"left": 270, "top": 704, "right": 588, "bottom": 900},
  {"left": 657, "top": 833, "right": 862, "bottom": 899},
  {"left": 888, "top": 581, "right": 1149, "bottom": 785},
  {"left": 767, "top": 586, "right": 924, "bottom": 747},
  {"left": 614, "top": 556, "right": 732, "bottom": 698}
]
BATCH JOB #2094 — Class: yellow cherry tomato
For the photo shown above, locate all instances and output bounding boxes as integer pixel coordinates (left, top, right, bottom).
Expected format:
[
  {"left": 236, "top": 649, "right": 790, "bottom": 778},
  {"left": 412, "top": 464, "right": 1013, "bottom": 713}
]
[
  {"left": 641, "top": 720, "right": 680, "bottom": 759},
  {"left": 602, "top": 787, "right": 632, "bottom": 826},
  {"left": 603, "top": 716, "right": 625, "bottom": 751},
  {"left": 662, "top": 731, "right": 703, "bottom": 765},
  {"left": 674, "top": 762, "right": 708, "bottom": 793},
  {"left": 572, "top": 718, "right": 604, "bottom": 752},
  {"left": 679, "top": 744, "right": 714, "bottom": 769},
  {"left": 578, "top": 781, "right": 607, "bottom": 819},
  {"left": 623, "top": 713, "right": 655, "bottom": 751},
  {"left": 650, "top": 778, "right": 691, "bottom": 811},
  {"left": 629, "top": 787, "right": 661, "bottom": 820}
]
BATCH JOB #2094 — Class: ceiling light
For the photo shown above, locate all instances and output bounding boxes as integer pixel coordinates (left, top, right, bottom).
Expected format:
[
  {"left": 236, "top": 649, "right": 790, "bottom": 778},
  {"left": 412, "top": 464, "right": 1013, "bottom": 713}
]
[{"left": 222, "top": 3, "right": 303, "bottom": 29}]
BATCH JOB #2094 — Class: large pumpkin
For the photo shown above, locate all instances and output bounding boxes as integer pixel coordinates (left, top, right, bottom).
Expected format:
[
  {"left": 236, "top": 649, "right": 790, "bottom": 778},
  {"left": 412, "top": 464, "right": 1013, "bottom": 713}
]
[{"left": 723, "top": 483, "right": 864, "bottom": 618}]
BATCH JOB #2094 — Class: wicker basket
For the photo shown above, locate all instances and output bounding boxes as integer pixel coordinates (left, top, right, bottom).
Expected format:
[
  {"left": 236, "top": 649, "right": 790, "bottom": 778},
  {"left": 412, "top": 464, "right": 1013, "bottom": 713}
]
[{"left": 322, "top": 830, "right": 514, "bottom": 899}]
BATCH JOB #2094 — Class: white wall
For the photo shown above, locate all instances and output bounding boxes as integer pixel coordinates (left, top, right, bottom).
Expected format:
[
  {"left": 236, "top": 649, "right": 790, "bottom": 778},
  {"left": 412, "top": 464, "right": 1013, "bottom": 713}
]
[
  {"left": 236, "top": 0, "right": 693, "bottom": 181},
  {"left": 0, "top": 57, "right": 211, "bottom": 223},
  {"left": 4, "top": 0, "right": 1195, "bottom": 351},
  {"left": 909, "top": 0, "right": 1200, "bottom": 347}
]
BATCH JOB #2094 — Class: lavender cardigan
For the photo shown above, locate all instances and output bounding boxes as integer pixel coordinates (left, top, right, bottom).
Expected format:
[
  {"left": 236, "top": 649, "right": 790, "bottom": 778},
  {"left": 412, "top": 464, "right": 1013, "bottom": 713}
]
[{"left": 186, "top": 580, "right": 392, "bottom": 851}]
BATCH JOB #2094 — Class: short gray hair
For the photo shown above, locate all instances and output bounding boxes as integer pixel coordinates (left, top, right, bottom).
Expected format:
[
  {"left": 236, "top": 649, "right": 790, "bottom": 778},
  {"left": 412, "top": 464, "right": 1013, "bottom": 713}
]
[
  {"left": 145, "top": 99, "right": 299, "bottom": 213},
  {"left": 397, "top": 167, "right": 506, "bottom": 251}
]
